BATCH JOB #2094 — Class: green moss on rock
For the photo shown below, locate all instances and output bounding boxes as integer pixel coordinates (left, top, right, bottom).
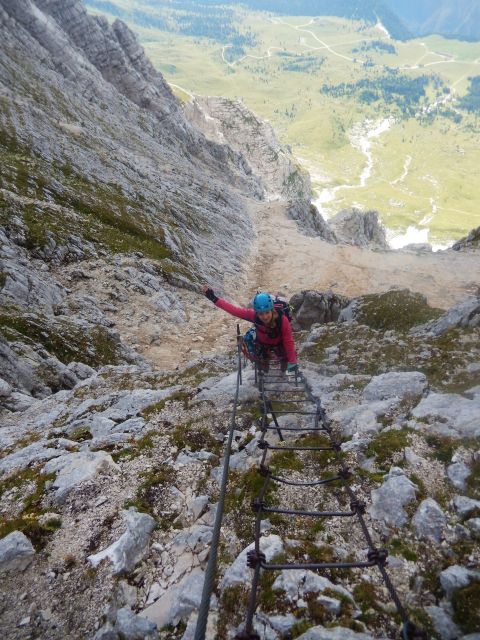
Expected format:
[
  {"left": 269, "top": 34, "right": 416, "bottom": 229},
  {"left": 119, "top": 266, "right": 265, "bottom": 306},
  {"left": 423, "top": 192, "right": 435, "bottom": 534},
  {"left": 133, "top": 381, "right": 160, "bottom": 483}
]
[
  {"left": 0, "top": 308, "right": 123, "bottom": 368},
  {"left": 365, "top": 428, "right": 413, "bottom": 469},
  {"left": 452, "top": 580, "right": 480, "bottom": 633},
  {"left": 354, "top": 290, "right": 443, "bottom": 332}
]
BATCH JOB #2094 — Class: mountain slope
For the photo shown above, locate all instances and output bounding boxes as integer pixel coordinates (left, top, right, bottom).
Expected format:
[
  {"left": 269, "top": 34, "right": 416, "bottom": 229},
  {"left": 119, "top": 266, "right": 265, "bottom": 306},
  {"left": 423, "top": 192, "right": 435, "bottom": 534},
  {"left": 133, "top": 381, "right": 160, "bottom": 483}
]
[
  {"left": 0, "top": 0, "right": 263, "bottom": 290},
  {"left": 386, "top": 0, "right": 480, "bottom": 40}
]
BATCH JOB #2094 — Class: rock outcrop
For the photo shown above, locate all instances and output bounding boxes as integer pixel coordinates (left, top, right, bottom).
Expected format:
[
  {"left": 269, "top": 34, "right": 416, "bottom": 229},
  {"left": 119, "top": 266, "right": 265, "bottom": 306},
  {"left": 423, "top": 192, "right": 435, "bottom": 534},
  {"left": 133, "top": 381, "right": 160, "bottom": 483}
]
[
  {"left": 329, "top": 208, "right": 389, "bottom": 249},
  {"left": 452, "top": 226, "right": 480, "bottom": 252},
  {"left": 290, "top": 289, "right": 350, "bottom": 330}
]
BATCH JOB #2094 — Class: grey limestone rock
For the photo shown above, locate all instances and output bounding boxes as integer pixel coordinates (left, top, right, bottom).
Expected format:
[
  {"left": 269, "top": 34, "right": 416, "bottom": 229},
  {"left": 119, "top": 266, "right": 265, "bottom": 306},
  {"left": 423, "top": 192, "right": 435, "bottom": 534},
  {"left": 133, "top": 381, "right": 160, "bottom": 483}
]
[
  {"left": 195, "top": 369, "right": 258, "bottom": 407},
  {"left": 466, "top": 518, "right": 480, "bottom": 534},
  {"left": 44, "top": 450, "right": 119, "bottom": 503},
  {"left": 0, "top": 531, "right": 35, "bottom": 573},
  {"left": 115, "top": 607, "right": 158, "bottom": 640},
  {"left": 402, "top": 243, "right": 433, "bottom": 253},
  {"left": 369, "top": 467, "right": 417, "bottom": 527},
  {"left": 411, "top": 393, "right": 480, "bottom": 438},
  {"left": 290, "top": 290, "right": 350, "bottom": 330},
  {"left": 0, "top": 377, "right": 12, "bottom": 398},
  {"left": 425, "top": 606, "right": 461, "bottom": 640},
  {"left": 185, "top": 96, "right": 326, "bottom": 238},
  {"left": 142, "top": 568, "right": 207, "bottom": 629},
  {"left": 329, "top": 208, "right": 388, "bottom": 250},
  {"left": 221, "top": 535, "right": 284, "bottom": 591},
  {"left": 93, "top": 607, "right": 158, "bottom": 640},
  {"left": 412, "top": 498, "right": 447, "bottom": 542},
  {"left": 412, "top": 297, "right": 480, "bottom": 335},
  {"left": 295, "top": 626, "right": 373, "bottom": 640},
  {"left": 362, "top": 371, "right": 427, "bottom": 402},
  {"left": 272, "top": 569, "right": 355, "bottom": 604},
  {"left": 453, "top": 495, "right": 480, "bottom": 519},
  {"left": 88, "top": 508, "right": 156, "bottom": 575},
  {"left": 447, "top": 462, "right": 471, "bottom": 490},
  {"left": 331, "top": 400, "right": 397, "bottom": 437},
  {"left": 439, "top": 565, "right": 480, "bottom": 597},
  {"left": 0, "top": 438, "right": 74, "bottom": 475},
  {"left": 452, "top": 226, "right": 480, "bottom": 252}
]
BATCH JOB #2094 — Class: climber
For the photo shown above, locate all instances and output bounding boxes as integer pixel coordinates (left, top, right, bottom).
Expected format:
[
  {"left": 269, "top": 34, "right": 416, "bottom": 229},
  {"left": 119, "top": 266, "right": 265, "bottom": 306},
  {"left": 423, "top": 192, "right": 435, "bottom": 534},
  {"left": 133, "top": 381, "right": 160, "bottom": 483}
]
[{"left": 202, "top": 285, "right": 297, "bottom": 372}]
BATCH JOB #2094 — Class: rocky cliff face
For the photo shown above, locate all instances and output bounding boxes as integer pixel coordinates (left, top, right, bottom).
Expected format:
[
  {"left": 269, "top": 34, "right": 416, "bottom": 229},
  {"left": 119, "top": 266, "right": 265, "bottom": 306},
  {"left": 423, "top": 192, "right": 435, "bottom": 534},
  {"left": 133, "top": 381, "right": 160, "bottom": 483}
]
[
  {"left": 184, "top": 95, "right": 334, "bottom": 239},
  {"left": 0, "top": 0, "right": 262, "bottom": 290}
]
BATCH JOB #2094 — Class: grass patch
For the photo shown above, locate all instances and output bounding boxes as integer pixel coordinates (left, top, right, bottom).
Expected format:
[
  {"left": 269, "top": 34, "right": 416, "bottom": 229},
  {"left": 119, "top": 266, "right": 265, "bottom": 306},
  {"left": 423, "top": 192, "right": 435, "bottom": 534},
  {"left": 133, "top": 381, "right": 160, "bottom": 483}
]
[
  {"left": 142, "top": 390, "right": 191, "bottom": 418},
  {"left": 217, "top": 585, "right": 251, "bottom": 638},
  {"left": 111, "top": 431, "right": 157, "bottom": 462},
  {"left": 452, "top": 581, "right": 480, "bottom": 634},
  {"left": 0, "top": 307, "right": 123, "bottom": 368},
  {"left": 170, "top": 421, "right": 220, "bottom": 454},
  {"left": 0, "top": 468, "right": 59, "bottom": 549},
  {"left": 124, "top": 463, "right": 175, "bottom": 523},
  {"left": 425, "top": 434, "right": 457, "bottom": 463},
  {"left": 387, "top": 537, "right": 418, "bottom": 562},
  {"left": 365, "top": 428, "right": 414, "bottom": 469},
  {"left": 269, "top": 449, "right": 305, "bottom": 473},
  {"left": 354, "top": 290, "right": 443, "bottom": 332}
]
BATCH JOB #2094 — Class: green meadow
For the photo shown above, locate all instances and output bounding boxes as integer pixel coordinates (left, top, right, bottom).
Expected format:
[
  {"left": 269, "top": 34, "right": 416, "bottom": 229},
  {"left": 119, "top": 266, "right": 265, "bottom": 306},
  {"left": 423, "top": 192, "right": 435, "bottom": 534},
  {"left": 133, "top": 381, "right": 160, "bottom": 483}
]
[{"left": 87, "top": 3, "right": 480, "bottom": 244}]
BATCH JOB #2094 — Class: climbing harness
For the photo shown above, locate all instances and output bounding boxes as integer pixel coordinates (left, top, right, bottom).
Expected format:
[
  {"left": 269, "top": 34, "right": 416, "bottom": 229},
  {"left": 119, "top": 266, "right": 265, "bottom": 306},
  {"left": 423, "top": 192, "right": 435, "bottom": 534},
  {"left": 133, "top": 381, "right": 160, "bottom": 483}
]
[{"left": 194, "top": 328, "right": 426, "bottom": 640}]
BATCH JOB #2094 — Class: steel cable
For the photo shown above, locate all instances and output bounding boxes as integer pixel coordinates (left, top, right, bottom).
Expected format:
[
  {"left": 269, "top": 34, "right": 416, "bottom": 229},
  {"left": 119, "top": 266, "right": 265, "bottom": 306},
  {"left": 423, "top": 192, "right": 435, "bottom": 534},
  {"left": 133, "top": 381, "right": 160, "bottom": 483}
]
[{"left": 193, "top": 325, "right": 244, "bottom": 640}]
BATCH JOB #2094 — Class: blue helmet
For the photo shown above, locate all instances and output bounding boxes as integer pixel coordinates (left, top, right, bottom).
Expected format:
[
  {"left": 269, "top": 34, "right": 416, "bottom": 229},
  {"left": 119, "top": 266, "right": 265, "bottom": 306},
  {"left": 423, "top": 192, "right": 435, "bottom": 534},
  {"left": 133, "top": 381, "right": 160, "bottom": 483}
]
[{"left": 253, "top": 292, "right": 273, "bottom": 313}]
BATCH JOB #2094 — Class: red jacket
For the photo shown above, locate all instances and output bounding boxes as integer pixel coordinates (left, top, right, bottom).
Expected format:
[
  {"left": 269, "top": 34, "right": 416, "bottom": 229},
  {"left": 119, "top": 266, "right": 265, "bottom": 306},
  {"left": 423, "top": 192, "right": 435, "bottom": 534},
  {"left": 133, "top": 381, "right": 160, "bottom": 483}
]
[{"left": 215, "top": 298, "right": 297, "bottom": 364}]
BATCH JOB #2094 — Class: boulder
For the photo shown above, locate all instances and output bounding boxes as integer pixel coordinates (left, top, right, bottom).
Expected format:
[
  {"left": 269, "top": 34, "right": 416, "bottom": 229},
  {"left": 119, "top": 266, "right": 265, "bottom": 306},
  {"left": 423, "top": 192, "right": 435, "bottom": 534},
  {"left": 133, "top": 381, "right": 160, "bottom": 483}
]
[
  {"left": 369, "top": 467, "right": 417, "bottom": 527},
  {"left": 88, "top": 508, "right": 155, "bottom": 575},
  {"left": 411, "top": 393, "right": 480, "bottom": 439},
  {"left": 466, "top": 518, "right": 480, "bottom": 534},
  {"left": 412, "top": 499, "right": 447, "bottom": 542},
  {"left": 296, "top": 626, "right": 374, "bottom": 640},
  {"left": 195, "top": 369, "right": 258, "bottom": 407},
  {"left": 362, "top": 371, "right": 427, "bottom": 402},
  {"left": 447, "top": 462, "right": 471, "bottom": 490},
  {"left": 329, "top": 208, "right": 388, "bottom": 250},
  {"left": 221, "top": 535, "right": 284, "bottom": 590},
  {"left": 273, "top": 569, "right": 354, "bottom": 604},
  {"left": 439, "top": 565, "right": 480, "bottom": 597},
  {"left": 425, "top": 605, "right": 461, "bottom": 640},
  {"left": 44, "top": 451, "right": 119, "bottom": 503},
  {"left": 413, "top": 297, "right": 480, "bottom": 335},
  {"left": 0, "top": 531, "right": 35, "bottom": 573},
  {"left": 453, "top": 495, "right": 480, "bottom": 519},
  {"left": 142, "top": 568, "right": 206, "bottom": 629},
  {"left": 115, "top": 607, "right": 158, "bottom": 640},
  {"left": 331, "top": 400, "right": 396, "bottom": 437},
  {"left": 452, "top": 226, "right": 480, "bottom": 252},
  {"left": 290, "top": 290, "right": 350, "bottom": 330}
]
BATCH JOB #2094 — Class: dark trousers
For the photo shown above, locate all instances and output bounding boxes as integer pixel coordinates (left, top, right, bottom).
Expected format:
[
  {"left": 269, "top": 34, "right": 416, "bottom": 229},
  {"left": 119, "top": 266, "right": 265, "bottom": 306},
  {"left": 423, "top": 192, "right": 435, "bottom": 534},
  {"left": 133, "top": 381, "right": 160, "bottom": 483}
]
[{"left": 255, "top": 342, "right": 287, "bottom": 372}]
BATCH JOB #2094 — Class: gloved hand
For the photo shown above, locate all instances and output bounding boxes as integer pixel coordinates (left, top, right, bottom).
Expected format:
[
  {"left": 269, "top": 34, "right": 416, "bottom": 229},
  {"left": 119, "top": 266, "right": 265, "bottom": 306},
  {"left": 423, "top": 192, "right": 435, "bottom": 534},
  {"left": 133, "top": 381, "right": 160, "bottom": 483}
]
[
  {"left": 203, "top": 285, "right": 218, "bottom": 303},
  {"left": 287, "top": 363, "right": 298, "bottom": 373}
]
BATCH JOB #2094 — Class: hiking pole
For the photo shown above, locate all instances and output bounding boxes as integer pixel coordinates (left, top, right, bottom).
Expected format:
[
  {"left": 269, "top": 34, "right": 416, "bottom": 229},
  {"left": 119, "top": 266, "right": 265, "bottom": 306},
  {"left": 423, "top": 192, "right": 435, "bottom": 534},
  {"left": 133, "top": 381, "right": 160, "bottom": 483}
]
[{"left": 237, "top": 324, "right": 242, "bottom": 386}]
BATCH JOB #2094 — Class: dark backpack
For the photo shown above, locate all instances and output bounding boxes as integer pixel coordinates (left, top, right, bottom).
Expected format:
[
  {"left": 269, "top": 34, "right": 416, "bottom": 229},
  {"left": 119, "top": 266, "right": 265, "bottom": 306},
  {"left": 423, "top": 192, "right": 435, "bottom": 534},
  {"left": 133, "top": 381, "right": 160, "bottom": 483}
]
[{"left": 271, "top": 295, "right": 293, "bottom": 322}]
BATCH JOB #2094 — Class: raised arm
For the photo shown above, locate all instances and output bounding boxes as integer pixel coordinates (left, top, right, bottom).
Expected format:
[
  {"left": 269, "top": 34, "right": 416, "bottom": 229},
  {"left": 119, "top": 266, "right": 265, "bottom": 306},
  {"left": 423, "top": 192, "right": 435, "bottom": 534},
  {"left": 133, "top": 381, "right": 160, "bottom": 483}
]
[{"left": 203, "top": 285, "right": 255, "bottom": 322}]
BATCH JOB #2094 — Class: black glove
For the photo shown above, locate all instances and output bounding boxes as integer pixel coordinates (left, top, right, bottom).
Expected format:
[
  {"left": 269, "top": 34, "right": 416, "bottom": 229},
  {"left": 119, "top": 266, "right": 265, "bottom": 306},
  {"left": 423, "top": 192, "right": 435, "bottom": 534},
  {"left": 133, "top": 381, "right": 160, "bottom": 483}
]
[{"left": 204, "top": 287, "right": 218, "bottom": 303}]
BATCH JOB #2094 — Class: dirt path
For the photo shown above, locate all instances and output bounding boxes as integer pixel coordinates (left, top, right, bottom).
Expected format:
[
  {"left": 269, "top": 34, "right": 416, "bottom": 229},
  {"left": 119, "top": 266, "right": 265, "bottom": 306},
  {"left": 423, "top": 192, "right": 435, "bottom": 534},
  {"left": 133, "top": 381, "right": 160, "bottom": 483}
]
[{"left": 245, "top": 200, "right": 479, "bottom": 309}]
